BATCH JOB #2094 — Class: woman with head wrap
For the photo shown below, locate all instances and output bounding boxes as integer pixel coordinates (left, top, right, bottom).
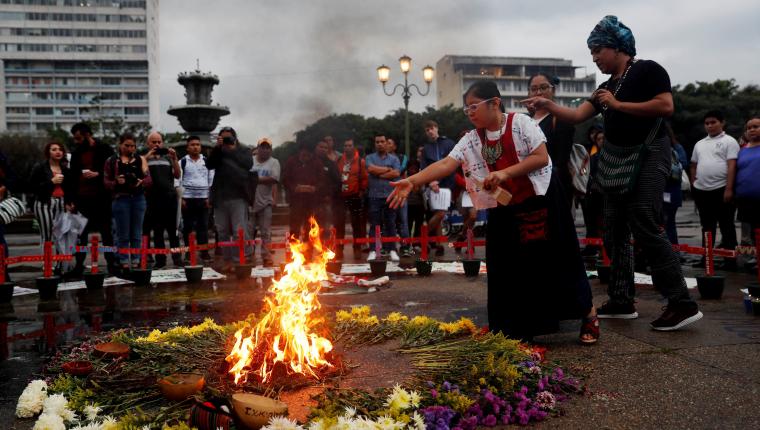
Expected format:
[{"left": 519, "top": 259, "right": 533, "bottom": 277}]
[{"left": 522, "top": 15, "right": 702, "bottom": 331}]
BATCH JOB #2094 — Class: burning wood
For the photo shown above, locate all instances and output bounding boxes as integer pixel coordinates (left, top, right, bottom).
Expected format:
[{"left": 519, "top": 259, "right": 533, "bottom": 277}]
[{"left": 226, "top": 218, "right": 334, "bottom": 384}]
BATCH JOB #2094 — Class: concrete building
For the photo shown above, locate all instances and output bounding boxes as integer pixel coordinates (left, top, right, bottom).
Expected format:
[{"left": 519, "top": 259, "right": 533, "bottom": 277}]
[
  {"left": 0, "top": 0, "right": 159, "bottom": 133},
  {"left": 436, "top": 55, "right": 596, "bottom": 111}
]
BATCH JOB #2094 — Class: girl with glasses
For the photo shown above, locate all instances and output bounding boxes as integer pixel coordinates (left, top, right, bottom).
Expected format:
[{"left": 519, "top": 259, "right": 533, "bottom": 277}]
[{"left": 388, "top": 80, "right": 599, "bottom": 344}]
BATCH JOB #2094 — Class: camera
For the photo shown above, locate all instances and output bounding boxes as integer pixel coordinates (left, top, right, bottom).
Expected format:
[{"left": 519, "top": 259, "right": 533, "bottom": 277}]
[
  {"left": 222, "top": 136, "right": 235, "bottom": 145},
  {"left": 154, "top": 147, "right": 169, "bottom": 156}
]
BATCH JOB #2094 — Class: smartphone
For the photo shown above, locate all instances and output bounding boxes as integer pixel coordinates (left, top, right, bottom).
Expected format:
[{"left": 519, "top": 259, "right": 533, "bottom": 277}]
[{"left": 154, "top": 147, "right": 169, "bottom": 156}]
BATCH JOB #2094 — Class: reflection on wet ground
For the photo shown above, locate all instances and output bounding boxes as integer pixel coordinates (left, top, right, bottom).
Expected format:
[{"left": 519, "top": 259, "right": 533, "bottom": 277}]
[{"left": 1, "top": 277, "right": 272, "bottom": 361}]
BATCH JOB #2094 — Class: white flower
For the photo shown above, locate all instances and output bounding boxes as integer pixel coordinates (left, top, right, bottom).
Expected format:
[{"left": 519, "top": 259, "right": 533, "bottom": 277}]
[
  {"left": 375, "top": 415, "right": 405, "bottom": 430},
  {"left": 32, "top": 413, "right": 66, "bottom": 430},
  {"left": 83, "top": 404, "right": 102, "bottom": 421},
  {"left": 535, "top": 390, "right": 557, "bottom": 410},
  {"left": 99, "top": 416, "right": 119, "bottom": 430},
  {"left": 307, "top": 419, "right": 330, "bottom": 430},
  {"left": 261, "top": 416, "right": 306, "bottom": 430},
  {"left": 71, "top": 424, "right": 101, "bottom": 430},
  {"left": 529, "top": 365, "right": 542, "bottom": 375},
  {"left": 342, "top": 405, "right": 357, "bottom": 418},
  {"left": 41, "top": 394, "right": 76, "bottom": 422},
  {"left": 409, "top": 390, "right": 421, "bottom": 409},
  {"left": 411, "top": 412, "right": 426, "bottom": 430},
  {"left": 353, "top": 416, "right": 379, "bottom": 430},
  {"left": 16, "top": 379, "right": 48, "bottom": 418},
  {"left": 384, "top": 384, "right": 413, "bottom": 413}
]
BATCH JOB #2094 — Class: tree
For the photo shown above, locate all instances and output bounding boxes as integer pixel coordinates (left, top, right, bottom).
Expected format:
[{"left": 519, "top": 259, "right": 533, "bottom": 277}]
[{"left": 672, "top": 79, "right": 760, "bottom": 151}]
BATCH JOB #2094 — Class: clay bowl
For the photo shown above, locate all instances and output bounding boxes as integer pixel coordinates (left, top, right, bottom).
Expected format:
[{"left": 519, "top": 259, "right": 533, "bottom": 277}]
[
  {"left": 61, "top": 360, "right": 93, "bottom": 377},
  {"left": 93, "top": 341, "right": 130, "bottom": 360},
  {"left": 231, "top": 393, "right": 288, "bottom": 430},
  {"left": 158, "top": 373, "right": 205, "bottom": 401}
]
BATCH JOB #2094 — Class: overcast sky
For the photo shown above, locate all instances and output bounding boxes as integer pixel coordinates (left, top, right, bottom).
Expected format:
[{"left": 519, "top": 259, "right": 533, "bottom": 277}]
[{"left": 157, "top": 0, "right": 760, "bottom": 145}]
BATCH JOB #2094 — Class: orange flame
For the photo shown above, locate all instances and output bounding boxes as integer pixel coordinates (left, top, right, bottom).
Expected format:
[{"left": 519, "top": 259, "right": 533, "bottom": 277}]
[{"left": 226, "top": 217, "right": 334, "bottom": 384}]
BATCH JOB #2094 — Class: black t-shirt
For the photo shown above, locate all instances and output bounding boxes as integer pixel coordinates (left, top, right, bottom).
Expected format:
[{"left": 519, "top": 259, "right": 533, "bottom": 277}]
[
  {"left": 590, "top": 59, "right": 671, "bottom": 147},
  {"left": 537, "top": 114, "right": 574, "bottom": 182}
]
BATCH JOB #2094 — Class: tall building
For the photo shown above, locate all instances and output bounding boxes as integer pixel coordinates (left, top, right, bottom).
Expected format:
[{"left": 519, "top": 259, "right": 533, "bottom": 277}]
[
  {"left": 0, "top": 0, "right": 159, "bottom": 133},
  {"left": 436, "top": 55, "right": 596, "bottom": 111}
]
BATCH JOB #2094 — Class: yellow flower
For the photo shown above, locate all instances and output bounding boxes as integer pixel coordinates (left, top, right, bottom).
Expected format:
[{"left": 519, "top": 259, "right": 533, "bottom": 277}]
[
  {"left": 359, "top": 316, "right": 379, "bottom": 326},
  {"left": 335, "top": 310, "right": 352, "bottom": 322},
  {"left": 409, "top": 316, "right": 433, "bottom": 326},
  {"left": 350, "top": 306, "right": 371, "bottom": 318},
  {"left": 384, "top": 312, "right": 408, "bottom": 323}
]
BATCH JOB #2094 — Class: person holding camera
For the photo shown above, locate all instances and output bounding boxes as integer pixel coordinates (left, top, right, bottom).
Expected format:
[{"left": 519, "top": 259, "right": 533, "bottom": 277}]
[
  {"left": 144, "top": 132, "right": 182, "bottom": 269},
  {"left": 206, "top": 126, "right": 254, "bottom": 271},
  {"left": 104, "top": 133, "right": 152, "bottom": 270}
]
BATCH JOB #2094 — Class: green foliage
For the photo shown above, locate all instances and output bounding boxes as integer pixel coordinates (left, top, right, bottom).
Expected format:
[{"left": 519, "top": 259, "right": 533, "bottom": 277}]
[
  {"left": 0, "top": 133, "right": 46, "bottom": 193},
  {"left": 672, "top": 79, "right": 760, "bottom": 149},
  {"left": 274, "top": 105, "right": 471, "bottom": 164}
]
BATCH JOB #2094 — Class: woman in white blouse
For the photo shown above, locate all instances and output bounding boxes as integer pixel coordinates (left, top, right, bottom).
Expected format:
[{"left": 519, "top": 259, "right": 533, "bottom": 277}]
[{"left": 388, "top": 81, "right": 598, "bottom": 344}]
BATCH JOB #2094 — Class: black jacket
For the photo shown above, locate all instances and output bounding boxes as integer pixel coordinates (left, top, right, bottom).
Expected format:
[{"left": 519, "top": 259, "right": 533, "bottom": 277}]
[
  {"left": 30, "top": 161, "right": 73, "bottom": 204},
  {"left": 68, "top": 139, "right": 115, "bottom": 201},
  {"left": 206, "top": 144, "right": 254, "bottom": 206}
]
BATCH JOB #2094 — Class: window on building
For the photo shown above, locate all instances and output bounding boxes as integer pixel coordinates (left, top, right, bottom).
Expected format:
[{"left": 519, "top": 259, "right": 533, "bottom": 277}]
[
  {"left": 6, "top": 92, "right": 31, "bottom": 101},
  {"left": 6, "top": 106, "right": 29, "bottom": 114},
  {"left": 124, "top": 107, "right": 147, "bottom": 115},
  {"left": 126, "top": 92, "right": 147, "bottom": 100},
  {"left": 34, "top": 107, "right": 53, "bottom": 115},
  {"left": 7, "top": 123, "right": 31, "bottom": 132},
  {"left": 102, "top": 77, "right": 121, "bottom": 85},
  {"left": 99, "top": 92, "right": 121, "bottom": 100}
]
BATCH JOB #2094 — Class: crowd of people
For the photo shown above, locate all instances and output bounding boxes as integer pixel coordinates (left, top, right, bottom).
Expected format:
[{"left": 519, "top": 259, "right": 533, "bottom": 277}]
[{"left": 0, "top": 15, "right": 759, "bottom": 343}]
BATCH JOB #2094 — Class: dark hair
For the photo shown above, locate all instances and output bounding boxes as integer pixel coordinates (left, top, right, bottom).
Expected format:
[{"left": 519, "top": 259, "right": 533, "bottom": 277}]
[
  {"left": 70, "top": 122, "right": 92, "bottom": 136},
  {"left": 703, "top": 110, "right": 724, "bottom": 122},
  {"left": 463, "top": 81, "right": 505, "bottom": 113},
  {"left": 374, "top": 134, "right": 386, "bottom": 140},
  {"left": 219, "top": 126, "right": 237, "bottom": 138},
  {"left": 43, "top": 141, "right": 66, "bottom": 160},
  {"left": 119, "top": 132, "right": 136, "bottom": 144},
  {"left": 528, "top": 73, "right": 560, "bottom": 88},
  {"left": 186, "top": 135, "right": 201, "bottom": 143},
  {"left": 423, "top": 120, "right": 438, "bottom": 129}
]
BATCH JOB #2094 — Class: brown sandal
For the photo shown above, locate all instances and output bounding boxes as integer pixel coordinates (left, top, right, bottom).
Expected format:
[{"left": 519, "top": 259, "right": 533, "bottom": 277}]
[{"left": 580, "top": 315, "right": 600, "bottom": 345}]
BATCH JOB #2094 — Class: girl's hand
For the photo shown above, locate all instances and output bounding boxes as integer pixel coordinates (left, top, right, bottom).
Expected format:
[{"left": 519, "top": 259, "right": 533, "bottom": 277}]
[
  {"left": 116, "top": 175, "right": 126, "bottom": 185},
  {"left": 483, "top": 170, "right": 509, "bottom": 191},
  {"left": 387, "top": 178, "right": 413, "bottom": 209}
]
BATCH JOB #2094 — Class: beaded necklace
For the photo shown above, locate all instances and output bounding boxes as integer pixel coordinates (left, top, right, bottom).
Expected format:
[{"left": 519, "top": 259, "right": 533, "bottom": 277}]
[
  {"left": 602, "top": 58, "right": 637, "bottom": 112},
  {"left": 480, "top": 113, "right": 506, "bottom": 166}
]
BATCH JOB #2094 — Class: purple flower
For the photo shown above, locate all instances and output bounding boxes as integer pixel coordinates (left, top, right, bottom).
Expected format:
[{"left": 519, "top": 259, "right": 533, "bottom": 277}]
[
  {"left": 483, "top": 414, "right": 497, "bottom": 426},
  {"left": 431, "top": 389, "right": 438, "bottom": 398},
  {"left": 442, "top": 381, "right": 452, "bottom": 391},
  {"left": 427, "top": 380, "right": 436, "bottom": 388}
]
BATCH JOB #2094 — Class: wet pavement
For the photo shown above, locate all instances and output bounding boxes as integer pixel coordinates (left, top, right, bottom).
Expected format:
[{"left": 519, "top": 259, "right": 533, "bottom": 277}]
[{"left": 2, "top": 200, "right": 760, "bottom": 429}]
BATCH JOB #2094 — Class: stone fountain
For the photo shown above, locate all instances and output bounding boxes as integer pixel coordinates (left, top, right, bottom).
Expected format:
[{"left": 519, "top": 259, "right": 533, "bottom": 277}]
[{"left": 167, "top": 68, "right": 230, "bottom": 146}]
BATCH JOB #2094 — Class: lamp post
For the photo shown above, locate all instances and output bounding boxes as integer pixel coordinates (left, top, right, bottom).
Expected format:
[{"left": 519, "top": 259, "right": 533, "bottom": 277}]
[{"left": 377, "top": 55, "right": 434, "bottom": 159}]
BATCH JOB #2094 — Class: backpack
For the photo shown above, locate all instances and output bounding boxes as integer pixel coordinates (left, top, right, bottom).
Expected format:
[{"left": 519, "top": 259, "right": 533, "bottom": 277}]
[
  {"left": 668, "top": 148, "right": 683, "bottom": 185},
  {"left": 568, "top": 143, "right": 590, "bottom": 195}
]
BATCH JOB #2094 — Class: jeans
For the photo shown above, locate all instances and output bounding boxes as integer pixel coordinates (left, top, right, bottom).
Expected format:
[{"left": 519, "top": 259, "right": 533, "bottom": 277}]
[
  {"left": 249, "top": 205, "right": 273, "bottom": 260},
  {"left": 368, "top": 197, "right": 397, "bottom": 251},
  {"left": 289, "top": 192, "right": 318, "bottom": 240},
  {"left": 396, "top": 202, "right": 410, "bottom": 248},
  {"left": 182, "top": 198, "right": 210, "bottom": 252},
  {"left": 603, "top": 137, "right": 693, "bottom": 306},
  {"left": 112, "top": 194, "right": 147, "bottom": 265},
  {"left": 214, "top": 198, "right": 249, "bottom": 263},
  {"left": 145, "top": 193, "right": 182, "bottom": 265}
]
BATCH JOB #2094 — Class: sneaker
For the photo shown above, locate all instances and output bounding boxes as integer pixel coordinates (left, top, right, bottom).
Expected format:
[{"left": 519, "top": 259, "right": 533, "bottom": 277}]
[
  {"left": 380, "top": 249, "right": 389, "bottom": 259},
  {"left": 367, "top": 251, "right": 377, "bottom": 261},
  {"left": 650, "top": 302, "right": 703, "bottom": 331},
  {"left": 400, "top": 247, "right": 412, "bottom": 258},
  {"left": 597, "top": 301, "right": 639, "bottom": 319},
  {"left": 389, "top": 250, "right": 400, "bottom": 262}
]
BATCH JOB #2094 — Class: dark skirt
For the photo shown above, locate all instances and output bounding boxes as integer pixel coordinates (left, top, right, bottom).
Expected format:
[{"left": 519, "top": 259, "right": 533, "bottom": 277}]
[
  {"left": 737, "top": 197, "right": 760, "bottom": 226},
  {"left": 485, "top": 174, "right": 592, "bottom": 341}
]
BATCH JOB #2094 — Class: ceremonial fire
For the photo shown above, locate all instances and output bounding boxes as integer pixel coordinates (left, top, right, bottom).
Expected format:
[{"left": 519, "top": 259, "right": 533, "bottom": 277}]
[{"left": 226, "top": 218, "right": 334, "bottom": 384}]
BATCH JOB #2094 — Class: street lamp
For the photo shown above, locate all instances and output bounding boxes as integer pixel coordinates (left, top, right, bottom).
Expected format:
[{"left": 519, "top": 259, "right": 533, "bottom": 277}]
[{"left": 376, "top": 55, "right": 434, "bottom": 159}]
